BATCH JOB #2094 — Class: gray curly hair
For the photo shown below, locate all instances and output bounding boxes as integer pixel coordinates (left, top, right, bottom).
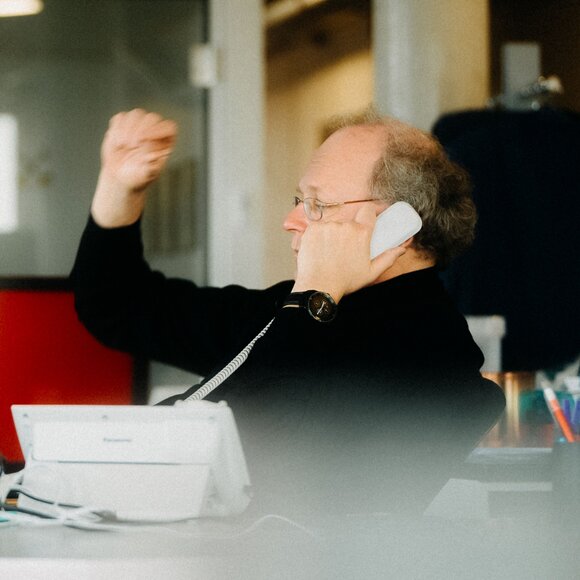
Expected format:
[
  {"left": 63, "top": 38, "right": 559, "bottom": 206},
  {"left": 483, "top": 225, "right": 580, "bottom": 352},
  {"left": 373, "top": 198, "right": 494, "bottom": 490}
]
[{"left": 327, "top": 107, "right": 476, "bottom": 267}]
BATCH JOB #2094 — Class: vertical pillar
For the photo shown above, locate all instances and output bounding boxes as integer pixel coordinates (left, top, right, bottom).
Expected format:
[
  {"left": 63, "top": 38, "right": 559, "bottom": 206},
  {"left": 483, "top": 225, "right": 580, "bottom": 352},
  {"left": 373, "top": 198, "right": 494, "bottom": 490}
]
[
  {"left": 373, "top": 0, "right": 490, "bottom": 131},
  {"left": 208, "top": 0, "right": 265, "bottom": 287}
]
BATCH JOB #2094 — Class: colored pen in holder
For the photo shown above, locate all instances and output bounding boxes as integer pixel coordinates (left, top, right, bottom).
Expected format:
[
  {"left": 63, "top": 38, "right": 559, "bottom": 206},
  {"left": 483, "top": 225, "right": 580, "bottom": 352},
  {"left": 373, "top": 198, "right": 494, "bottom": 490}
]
[
  {"left": 572, "top": 400, "right": 580, "bottom": 435},
  {"left": 542, "top": 387, "right": 576, "bottom": 443}
]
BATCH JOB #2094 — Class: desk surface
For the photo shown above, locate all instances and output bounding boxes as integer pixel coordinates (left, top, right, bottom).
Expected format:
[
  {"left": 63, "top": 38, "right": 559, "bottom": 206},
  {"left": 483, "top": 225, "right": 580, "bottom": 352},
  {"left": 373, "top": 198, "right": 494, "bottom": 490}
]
[
  {"left": 3, "top": 449, "right": 575, "bottom": 580},
  {"left": 2, "top": 513, "right": 580, "bottom": 580},
  {"left": 3, "top": 374, "right": 577, "bottom": 579}
]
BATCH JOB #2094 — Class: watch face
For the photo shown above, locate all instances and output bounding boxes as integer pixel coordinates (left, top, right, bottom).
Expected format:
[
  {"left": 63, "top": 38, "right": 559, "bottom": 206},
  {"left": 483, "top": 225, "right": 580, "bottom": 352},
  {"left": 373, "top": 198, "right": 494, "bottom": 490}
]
[{"left": 307, "top": 292, "right": 336, "bottom": 322}]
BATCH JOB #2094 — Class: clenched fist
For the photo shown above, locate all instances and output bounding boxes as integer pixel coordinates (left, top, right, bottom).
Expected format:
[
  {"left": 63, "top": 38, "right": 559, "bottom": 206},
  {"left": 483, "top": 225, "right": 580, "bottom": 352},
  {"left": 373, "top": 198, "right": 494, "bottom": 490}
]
[{"left": 92, "top": 109, "right": 177, "bottom": 228}]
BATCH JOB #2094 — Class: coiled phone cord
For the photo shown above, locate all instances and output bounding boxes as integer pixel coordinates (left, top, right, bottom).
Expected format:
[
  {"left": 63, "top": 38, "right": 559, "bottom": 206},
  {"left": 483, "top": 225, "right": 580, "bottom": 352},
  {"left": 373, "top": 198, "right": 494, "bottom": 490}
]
[{"left": 183, "top": 318, "right": 275, "bottom": 402}]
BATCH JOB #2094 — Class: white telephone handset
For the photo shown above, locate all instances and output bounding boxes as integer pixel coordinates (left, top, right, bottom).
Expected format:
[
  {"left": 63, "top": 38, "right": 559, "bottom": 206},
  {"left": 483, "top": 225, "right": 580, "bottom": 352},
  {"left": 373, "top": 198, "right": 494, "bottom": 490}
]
[{"left": 370, "top": 201, "right": 422, "bottom": 259}]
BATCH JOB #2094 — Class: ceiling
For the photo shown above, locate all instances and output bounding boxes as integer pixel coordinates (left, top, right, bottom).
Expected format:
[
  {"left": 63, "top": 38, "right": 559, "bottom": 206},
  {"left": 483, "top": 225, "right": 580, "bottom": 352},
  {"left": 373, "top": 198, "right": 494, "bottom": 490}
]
[{"left": 265, "top": 0, "right": 370, "bottom": 56}]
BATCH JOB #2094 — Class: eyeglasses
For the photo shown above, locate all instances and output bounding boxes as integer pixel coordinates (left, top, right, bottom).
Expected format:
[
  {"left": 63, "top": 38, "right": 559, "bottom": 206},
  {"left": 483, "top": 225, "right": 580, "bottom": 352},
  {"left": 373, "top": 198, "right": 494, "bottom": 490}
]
[{"left": 293, "top": 196, "right": 376, "bottom": 221}]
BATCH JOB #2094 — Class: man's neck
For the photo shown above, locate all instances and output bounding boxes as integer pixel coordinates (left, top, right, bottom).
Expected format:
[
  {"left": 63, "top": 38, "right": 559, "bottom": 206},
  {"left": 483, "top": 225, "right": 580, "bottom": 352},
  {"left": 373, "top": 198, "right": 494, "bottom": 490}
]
[{"left": 373, "top": 250, "right": 436, "bottom": 284}]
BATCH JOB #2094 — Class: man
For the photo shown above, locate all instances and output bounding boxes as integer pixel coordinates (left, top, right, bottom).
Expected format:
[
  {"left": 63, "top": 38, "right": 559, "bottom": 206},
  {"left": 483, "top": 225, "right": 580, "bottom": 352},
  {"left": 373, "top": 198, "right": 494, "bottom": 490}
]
[{"left": 71, "top": 108, "right": 504, "bottom": 516}]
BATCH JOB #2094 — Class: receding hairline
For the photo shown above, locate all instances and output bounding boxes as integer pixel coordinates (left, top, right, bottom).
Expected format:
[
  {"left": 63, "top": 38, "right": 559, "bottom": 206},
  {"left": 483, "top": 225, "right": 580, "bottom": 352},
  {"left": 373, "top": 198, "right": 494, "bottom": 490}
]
[
  {"left": 325, "top": 110, "right": 441, "bottom": 205},
  {"left": 316, "top": 107, "right": 476, "bottom": 266},
  {"left": 326, "top": 108, "right": 438, "bottom": 154}
]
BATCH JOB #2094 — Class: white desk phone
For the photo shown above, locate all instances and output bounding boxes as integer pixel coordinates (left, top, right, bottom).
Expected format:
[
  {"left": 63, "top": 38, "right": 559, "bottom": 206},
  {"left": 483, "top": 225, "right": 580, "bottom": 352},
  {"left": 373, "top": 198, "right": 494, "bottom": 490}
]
[{"left": 9, "top": 402, "right": 251, "bottom": 522}]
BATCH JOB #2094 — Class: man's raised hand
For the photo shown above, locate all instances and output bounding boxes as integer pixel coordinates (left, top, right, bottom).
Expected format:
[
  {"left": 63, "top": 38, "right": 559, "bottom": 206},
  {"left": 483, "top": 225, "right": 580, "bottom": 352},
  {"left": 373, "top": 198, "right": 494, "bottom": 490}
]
[{"left": 92, "top": 109, "right": 177, "bottom": 228}]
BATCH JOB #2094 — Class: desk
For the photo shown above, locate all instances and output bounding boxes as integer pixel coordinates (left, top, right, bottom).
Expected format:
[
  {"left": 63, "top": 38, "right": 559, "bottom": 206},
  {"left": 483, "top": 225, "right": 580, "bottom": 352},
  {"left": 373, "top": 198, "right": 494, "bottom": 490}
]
[
  {"left": 1, "top": 517, "right": 315, "bottom": 580},
  {"left": 2, "top": 373, "right": 579, "bottom": 579},
  {"left": 0, "top": 519, "right": 282, "bottom": 580},
  {"left": 2, "top": 513, "right": 580, "bottom": 580}
]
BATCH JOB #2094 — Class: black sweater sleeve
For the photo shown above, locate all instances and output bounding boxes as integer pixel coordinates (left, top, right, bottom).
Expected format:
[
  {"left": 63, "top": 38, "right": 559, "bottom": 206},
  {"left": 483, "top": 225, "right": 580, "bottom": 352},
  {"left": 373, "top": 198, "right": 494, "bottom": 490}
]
[{"left": 69, "top": 216, "right": 288, "bottom": 375}]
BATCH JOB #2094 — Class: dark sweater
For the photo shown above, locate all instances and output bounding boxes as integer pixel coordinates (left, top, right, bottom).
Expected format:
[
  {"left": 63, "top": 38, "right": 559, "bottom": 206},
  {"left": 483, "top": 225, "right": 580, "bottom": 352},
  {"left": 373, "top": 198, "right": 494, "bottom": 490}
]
[{"left": 71, "top": 217, "right": 505, "bottom": 515}]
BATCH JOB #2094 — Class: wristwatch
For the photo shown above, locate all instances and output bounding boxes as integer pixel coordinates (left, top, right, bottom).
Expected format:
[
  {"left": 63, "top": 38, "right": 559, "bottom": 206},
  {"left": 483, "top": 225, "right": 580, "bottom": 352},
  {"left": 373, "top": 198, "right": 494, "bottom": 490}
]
[{"left": 281, "top": 290, "right": 337, "bottom": 323}]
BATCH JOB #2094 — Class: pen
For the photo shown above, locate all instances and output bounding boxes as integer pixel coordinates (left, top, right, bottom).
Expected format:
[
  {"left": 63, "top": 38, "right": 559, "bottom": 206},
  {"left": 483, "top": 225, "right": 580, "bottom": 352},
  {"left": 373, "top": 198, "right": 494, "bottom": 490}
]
[
  {"left": 572, "top": 400, "right": 580, "bottom": 435},
  {"left": 543, "top": 387, "right": 576, "bottom": 443},
  {"left": 563, "top": 398, "right": 572, "bottom": 424}
]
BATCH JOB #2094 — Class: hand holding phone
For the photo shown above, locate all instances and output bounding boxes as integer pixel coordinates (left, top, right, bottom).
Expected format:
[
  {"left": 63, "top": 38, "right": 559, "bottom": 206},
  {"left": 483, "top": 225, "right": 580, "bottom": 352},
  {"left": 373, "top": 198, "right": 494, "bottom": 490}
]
[{"left": 370, "top": 202, "right": 422, "bottom": 259}]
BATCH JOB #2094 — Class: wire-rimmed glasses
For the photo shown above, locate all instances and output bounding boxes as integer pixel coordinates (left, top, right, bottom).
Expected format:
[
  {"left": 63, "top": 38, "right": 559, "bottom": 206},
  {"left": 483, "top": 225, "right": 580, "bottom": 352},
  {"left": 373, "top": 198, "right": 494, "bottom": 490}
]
[{"left": 293, "top": 196, "right": 377, "bottom": 221}]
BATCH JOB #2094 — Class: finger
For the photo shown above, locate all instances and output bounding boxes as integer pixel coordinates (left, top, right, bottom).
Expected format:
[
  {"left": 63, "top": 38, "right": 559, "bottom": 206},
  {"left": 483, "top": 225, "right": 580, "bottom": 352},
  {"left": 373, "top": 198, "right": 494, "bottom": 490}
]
[
  {"left": 141, "top": 111, "right": 164, "bottom": 129},
  {"left": 140, "top": 119, "right": 178, "bottom": 144},
  {"left": 105, "top": 110, "right": 145, "bottom": 150},
  {"left": 123, "top": 109, "right": 149, "bottom": 141},
  {"left": 143, "top": 149, "right": 172, "bottom": 168},
  {"left": 369, "top": 246, "right": 406, "bottom": 279},
  {"left": 108, "top": 111, "right": 128, "bottom": 129},
  {"left": 353, "top": 202, "right": 378, "bottom": 230},
  {"left": 137, "top": 112, "right": 173, "bottom": 137},
  {"left": 104, "top": 112, "right": 129, "bottom": 147},
  {"left": 108, "top": 110, "right": 177, "bottom": 149},
  {"left": 144, "top": 147, "right": 173, "bottom": 160}
]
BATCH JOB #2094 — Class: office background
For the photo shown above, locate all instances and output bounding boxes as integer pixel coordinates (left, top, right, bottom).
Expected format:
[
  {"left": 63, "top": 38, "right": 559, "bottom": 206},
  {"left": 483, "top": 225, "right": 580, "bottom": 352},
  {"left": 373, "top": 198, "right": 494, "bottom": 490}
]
[{"left": 1, "top": 0, "right": 579, "bottom": 390}]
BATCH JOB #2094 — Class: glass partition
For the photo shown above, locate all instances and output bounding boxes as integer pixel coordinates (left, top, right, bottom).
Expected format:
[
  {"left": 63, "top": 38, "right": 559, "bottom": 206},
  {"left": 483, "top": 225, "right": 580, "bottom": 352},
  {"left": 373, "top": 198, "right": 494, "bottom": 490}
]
[
  {"left": 0, "top": 0, "right": 208, "bottom": 282},
  {"left": 0, "top": 0, "right": 209, "bottom": 392}
]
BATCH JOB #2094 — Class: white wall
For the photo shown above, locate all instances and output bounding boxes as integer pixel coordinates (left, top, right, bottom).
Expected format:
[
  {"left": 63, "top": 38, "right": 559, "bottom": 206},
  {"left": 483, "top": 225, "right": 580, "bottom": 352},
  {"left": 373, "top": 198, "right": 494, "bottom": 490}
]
[{"left": 265, "top": 49, "right": 374, "bottom": 285}]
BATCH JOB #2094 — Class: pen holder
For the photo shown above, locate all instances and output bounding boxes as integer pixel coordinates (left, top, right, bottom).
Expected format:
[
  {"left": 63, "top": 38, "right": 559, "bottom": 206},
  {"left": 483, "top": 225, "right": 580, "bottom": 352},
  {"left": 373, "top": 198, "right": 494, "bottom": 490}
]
[{"left": 551, "top": 441, "right": 580, "bottom": 524}]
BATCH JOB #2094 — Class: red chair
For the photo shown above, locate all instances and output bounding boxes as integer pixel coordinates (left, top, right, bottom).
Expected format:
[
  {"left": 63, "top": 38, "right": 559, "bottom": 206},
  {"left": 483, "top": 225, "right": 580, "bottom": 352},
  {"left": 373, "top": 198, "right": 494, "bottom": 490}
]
[{"left": 0, "top": 278, "right": 146, "bottom": 466}]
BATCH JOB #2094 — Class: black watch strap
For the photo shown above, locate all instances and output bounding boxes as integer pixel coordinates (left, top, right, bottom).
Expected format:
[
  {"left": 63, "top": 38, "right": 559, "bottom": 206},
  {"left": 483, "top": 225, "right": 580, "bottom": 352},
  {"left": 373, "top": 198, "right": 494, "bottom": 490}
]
[{"left": 282, "top": 290, "right": 337, "bottom": 323}]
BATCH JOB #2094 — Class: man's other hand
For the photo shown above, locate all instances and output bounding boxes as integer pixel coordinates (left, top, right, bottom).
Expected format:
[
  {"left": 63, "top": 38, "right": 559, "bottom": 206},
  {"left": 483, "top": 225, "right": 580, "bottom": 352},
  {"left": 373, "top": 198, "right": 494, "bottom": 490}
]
[{"left": 92, "top": 109, "right": 177, "bottom": 228}]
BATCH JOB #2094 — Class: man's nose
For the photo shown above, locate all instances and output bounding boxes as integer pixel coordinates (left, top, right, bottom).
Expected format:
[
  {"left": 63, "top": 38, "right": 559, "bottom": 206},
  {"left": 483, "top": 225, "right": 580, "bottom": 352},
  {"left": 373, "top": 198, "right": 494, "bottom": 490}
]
[{"left": 283, "top": 203, "right": 308, "bottom": 232}]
